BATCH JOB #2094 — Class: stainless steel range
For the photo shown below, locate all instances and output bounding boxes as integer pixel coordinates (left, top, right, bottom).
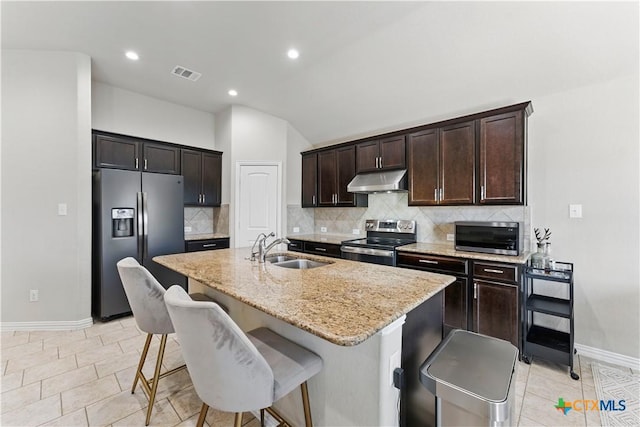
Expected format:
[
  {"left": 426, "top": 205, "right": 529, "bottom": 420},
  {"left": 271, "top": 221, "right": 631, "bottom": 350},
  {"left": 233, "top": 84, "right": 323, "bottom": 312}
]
[{"left": 341, "top": 219, "right": 416, "bottom": 266}]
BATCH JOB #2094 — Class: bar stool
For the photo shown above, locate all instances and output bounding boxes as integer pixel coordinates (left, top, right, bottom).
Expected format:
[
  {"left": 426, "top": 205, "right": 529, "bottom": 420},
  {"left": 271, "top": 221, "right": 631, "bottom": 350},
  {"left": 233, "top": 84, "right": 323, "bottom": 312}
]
[
  {"left": 116, "top": 257, "right": 225, "bottom": 425},
  {"left": 164, "top": 285, "right": 323, "bottom": 427}
]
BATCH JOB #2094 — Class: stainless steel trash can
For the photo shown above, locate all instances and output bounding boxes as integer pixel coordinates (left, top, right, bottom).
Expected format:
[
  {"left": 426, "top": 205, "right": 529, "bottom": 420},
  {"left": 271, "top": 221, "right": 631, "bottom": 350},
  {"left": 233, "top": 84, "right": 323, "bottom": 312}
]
[{"left": 419, "top": 330, "right": 518, "bottom": 426}]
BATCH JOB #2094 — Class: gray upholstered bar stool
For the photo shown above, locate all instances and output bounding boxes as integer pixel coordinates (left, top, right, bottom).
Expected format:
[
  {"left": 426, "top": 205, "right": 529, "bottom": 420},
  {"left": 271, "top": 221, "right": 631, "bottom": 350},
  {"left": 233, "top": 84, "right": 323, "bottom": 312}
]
[
  {"left": 116, "top": 257, "right": 225, "bottom": 425},
  {"left": 164, "top": 285, "right": 323, "bottom": 427}
]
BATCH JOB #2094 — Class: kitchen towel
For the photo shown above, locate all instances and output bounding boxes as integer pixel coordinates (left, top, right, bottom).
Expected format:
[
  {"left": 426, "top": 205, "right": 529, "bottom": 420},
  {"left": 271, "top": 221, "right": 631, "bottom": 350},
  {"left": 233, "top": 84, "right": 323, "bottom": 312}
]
[{"left": 592, "top": 362, "right": 639, "bottom": 426}]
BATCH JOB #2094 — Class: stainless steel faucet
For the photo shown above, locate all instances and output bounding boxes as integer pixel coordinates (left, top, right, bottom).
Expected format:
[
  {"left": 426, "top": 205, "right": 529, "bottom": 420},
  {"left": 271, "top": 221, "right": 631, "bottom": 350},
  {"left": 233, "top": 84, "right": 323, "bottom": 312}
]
[{"left": 251, "top": 232, "right": 290, "bottom": 262}]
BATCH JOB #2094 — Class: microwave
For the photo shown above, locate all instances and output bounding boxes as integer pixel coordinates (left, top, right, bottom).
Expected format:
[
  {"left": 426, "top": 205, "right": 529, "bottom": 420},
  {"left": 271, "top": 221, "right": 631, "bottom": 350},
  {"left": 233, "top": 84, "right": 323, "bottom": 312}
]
[{"left": 455, "top": 221, "right": 523, "bottom": 256}]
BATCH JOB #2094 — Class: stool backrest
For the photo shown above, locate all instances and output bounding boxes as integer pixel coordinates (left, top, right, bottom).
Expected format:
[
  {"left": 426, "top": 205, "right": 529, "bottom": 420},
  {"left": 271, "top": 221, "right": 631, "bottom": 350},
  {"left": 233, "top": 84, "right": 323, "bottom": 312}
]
[
  {"left": 116, "top": 257, "right": 173, "bottom": 334},
  {"left": 164, "top": 285, "right": 275, "bottom": 412}
]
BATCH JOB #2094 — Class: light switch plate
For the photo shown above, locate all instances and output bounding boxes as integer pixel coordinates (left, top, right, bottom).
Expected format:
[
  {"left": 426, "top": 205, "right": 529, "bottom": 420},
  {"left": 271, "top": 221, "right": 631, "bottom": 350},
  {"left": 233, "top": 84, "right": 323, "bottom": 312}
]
[
  {"left": 569, "top": 204, "right": 583, "bottom": 218},
  {"left": 57, "top": 203, "right": 67, "bottom": 216},
  {"left": 293, "top": 227, "right": 300, "bottom": 233},
  {"left": 320, "top": 227, "right": 327, "bottom": 233}
]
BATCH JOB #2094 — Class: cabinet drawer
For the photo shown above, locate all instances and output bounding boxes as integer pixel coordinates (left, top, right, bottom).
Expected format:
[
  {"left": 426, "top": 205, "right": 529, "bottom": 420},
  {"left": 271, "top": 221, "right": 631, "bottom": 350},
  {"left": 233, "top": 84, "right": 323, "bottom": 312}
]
[
  {"left": 303, "top": 241, "right": 341, "bottom": 258},
  {"left": 185, "top": 238, "right": 230, "bottom": 252},
  {"left": 473, "top": 261, "right": 518, "bottom": 283},
  {"left": 396, "top": 252, "right": 468, "bottom": 275},
  {"left": 287, "top": 240, "right": 304, "bottom": 253}
]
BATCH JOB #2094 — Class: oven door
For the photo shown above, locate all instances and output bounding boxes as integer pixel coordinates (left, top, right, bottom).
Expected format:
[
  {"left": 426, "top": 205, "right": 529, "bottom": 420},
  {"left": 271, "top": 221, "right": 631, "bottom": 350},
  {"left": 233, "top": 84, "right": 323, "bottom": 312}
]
[{"left": 341, "top": 245, "right": 396, "bottom": 266}]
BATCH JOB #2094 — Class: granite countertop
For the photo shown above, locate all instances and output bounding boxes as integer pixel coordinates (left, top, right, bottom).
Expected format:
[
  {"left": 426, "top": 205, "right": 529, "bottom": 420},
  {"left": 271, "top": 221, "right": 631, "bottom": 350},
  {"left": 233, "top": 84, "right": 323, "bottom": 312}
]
[
  {"left": 154, "top": 248, "right": 454, "bottom": 346},
  {"left": 185, "top": 233, "right": 230, "bottom": 241},
  {"left": 397, "top": 242, "right": 531, "bottom": 265},
  {"left": 286, "top": 233, "right": 356, "bottom": 245}
]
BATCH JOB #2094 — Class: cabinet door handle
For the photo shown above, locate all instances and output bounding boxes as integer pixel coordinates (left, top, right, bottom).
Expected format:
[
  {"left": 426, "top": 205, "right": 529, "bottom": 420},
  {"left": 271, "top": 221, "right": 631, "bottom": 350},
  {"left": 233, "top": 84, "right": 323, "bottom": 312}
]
[
  {"left": 144, "top": 159, "right": 148, "bottom": 170},
  {"left": 135, "top": 158, "right": 139, "bottom": 169},
  {"left": 434, "top": 188, "right": 438, "bottom": 201},
  {"left": 202, "top": 243, "right": 217, "bottom": 248},
  {"left": 202, "top": 194, "right": 206, "bottom": 204},
  {"left": 379, "top": 156, "right": 383, "bottom": 169},
  {"left": 312, "top": 195, "right": 316, "bottom": 205},
  {"left": 484, "top": 268, "right": 504, "bottom": 274},
  {"left": 481, "top": 185, "right": 485, "bottom": 200},
  {"left": 440, "top": 188, "right": 443, "bottom": 201},
  {"left": 314, "top": 247, "right": 327, "bottom": 252},
  {"left": 474, "top": 282, "right": 478, "bottom": 299},
  {"left": 419, "top": 259, "right": 438, "bottom": 265}
]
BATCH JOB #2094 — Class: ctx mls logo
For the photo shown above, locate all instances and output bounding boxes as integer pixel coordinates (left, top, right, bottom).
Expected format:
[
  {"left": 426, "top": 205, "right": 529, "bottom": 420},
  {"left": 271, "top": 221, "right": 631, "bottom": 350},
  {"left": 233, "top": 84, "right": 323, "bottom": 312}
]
[
  {"left": 555, "top": 398, "right": 572, "bottom": 415},
  {"left": 554, "top": 397, "right": 627, "bottom": 415}
]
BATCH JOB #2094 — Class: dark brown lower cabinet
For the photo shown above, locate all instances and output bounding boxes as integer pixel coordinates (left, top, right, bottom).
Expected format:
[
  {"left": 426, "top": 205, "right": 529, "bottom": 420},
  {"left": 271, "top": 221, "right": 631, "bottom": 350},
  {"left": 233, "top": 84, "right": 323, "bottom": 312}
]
[
  {"left": 443, "top": 277, "right": 469, "bottom": 336},
  {"left": 472, "top": 279, "right": 519, "bottom": 348}
]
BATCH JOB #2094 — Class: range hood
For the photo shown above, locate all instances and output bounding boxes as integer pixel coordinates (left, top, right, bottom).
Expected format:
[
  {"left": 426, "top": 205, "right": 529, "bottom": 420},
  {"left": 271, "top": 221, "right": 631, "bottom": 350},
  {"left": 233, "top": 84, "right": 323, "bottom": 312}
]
[{"left": 347, "top": 169, "right": 408, "bottom": 194}]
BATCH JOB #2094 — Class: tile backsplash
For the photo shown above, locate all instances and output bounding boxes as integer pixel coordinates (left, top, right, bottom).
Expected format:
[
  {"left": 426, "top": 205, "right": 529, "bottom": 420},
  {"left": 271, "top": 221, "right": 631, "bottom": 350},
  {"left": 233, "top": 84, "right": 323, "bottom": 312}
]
[
  {"left": 184, "top": 204, "right": 229, "bottom": 237},
  {"left": 288, "top": 193, "right": 531, "bottom": 248}
]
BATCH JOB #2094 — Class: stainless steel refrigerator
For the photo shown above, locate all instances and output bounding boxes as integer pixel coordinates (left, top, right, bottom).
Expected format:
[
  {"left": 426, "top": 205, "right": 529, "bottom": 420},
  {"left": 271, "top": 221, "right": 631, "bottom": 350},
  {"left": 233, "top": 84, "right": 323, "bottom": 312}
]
[{"left": 92, "top": 168, "right": 186, "bottom": 321}]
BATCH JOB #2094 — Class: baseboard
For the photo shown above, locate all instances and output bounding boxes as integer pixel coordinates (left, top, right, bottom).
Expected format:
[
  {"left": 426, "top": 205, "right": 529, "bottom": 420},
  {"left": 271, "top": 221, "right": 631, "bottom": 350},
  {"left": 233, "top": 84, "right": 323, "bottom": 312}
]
[
  {"left": 1, "top": 318, "right": 94, "bottom": 332},
  {"left": 575, "top": 343, "right": 640, "bottom": 370}
]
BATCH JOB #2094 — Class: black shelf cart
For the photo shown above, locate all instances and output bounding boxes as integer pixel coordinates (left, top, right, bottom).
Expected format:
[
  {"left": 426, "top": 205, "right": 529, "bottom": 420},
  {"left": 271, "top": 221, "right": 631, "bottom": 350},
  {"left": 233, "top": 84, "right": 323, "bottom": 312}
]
[{"left": 522, "top": 261, "right": 579, "bottom": 380}]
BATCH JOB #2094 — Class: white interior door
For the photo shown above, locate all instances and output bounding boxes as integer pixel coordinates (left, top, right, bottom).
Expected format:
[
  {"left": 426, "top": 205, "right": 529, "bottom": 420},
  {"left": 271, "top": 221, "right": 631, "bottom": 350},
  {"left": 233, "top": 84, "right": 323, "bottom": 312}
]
[{"left": 236, "top": 163, "right": 280, "bottom": 248}]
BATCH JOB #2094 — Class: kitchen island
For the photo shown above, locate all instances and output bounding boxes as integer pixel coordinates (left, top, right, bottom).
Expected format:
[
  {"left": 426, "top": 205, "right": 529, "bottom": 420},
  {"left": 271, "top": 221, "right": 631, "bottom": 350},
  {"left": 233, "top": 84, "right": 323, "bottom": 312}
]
[{"left": 154, "top": 248, "right": 455, "bottom": 426}]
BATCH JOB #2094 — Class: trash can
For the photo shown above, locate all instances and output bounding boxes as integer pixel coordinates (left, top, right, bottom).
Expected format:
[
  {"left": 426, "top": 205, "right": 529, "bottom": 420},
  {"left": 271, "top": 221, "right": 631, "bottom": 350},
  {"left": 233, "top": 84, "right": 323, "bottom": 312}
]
[{"left": 419, "top": 330, "right": 518, "bottom": 426}]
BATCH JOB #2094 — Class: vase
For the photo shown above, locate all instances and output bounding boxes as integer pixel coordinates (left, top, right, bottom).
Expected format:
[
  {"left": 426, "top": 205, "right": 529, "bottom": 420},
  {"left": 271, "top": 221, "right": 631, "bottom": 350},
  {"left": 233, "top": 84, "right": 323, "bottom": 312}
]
[
  {"left": 531, "top": 242, "right": 546, "bottom": 268},
  {"left": 543, "top": 242, "right": 555, "bottom": 271}
]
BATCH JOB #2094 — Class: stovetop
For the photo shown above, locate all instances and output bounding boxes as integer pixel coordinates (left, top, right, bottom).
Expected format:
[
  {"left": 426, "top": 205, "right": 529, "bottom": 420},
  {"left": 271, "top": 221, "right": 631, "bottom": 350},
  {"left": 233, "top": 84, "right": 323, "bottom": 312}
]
[{"left": 341, "top": 219, "right": 417, "bottom": 249}]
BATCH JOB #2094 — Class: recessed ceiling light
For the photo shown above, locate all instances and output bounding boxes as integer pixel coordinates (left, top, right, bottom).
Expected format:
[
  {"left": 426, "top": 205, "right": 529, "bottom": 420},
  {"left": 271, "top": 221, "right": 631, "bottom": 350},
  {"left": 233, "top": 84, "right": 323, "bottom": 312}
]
[
  {"left": 228, "top": 89, "right": 238, "bottom": 97},
  {"left": 287, "top": 49, "right": 300, "bottom": 59},
  {"left": 125, "top": 51, "right": 139, "bottom": 61}
]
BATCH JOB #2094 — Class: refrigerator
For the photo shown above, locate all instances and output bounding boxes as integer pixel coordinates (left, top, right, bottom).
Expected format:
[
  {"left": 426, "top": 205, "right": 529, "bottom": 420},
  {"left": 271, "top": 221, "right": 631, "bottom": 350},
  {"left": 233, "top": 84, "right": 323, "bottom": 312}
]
[{"left": 92, "top": 168, "right": 186, "bottom": 321}]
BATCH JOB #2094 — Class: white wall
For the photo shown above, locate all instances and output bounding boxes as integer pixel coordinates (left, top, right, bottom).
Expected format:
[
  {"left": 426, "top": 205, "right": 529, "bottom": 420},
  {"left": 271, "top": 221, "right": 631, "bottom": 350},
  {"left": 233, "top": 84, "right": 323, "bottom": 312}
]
[
  {"left": 92, "top": 82, "right": 215, "bottom": 149},
  {"left": 1, "top": 50, "right": 92, "bottom": 324},
  {"left": 528, "top": 72, "right": 639, "bottom": 359},
  {"left": 217, "top": 106, "right": 294, "bottom": 247}
]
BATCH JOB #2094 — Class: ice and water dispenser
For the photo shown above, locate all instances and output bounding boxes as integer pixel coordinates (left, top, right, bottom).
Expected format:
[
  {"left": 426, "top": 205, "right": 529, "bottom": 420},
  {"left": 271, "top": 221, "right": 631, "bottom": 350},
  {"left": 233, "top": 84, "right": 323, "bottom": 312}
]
[{"left": 112, "top": 208, "right": 134, "bottom": 237}]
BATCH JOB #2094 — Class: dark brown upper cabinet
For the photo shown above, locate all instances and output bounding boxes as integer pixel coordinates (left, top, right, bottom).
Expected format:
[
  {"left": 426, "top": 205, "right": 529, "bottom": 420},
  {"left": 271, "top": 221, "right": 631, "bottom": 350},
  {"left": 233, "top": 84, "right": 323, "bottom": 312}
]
[
  {"left": 142, "top": 143, "right": 180, "bottom": 174},
  {"left": 478, "top": 110, "right": 525, "bottom": 205},
  {"left": 301, "top": 152, "right": 318, "bottom": 207},
  {"left": 355, "top": 135, "right": 405, "bottom": 173},
  {"left": 93, "top": 133, "right": 140, "bottom": 171},
  {"left": 407, "top": 122, "right": 475, "bottom": 206},
  {"left": 317, "top": 146, "right": 367, "bottom": 207},
  {"left": 181, "top": 149, "right": 222, "bottom": 207},
  {"left": 94, "top": 131, "right": 179, "bottom": 174}
]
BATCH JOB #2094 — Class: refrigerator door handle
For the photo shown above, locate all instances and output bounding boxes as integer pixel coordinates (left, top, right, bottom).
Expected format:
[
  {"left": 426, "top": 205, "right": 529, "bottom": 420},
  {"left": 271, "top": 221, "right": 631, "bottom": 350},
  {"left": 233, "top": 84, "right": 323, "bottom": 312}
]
[
  {"left": 136, "top": 191, "right": 144, "bottom": 262},
  {"left": 142, "top": 192, "right": 149, "bottom": 260},
  {"left": 136, "top": 191, "right": 144, "bottom": 264}
]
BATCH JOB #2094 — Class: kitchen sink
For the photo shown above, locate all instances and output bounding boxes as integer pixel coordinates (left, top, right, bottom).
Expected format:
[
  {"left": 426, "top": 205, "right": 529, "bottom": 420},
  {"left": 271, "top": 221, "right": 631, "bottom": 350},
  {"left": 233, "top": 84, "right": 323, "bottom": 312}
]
[
  {"left": 272, "top": 259, "right": 330, "bottom": 269},
  {"left": 265, "top": 254, "right": 299, "bottom": 264}
]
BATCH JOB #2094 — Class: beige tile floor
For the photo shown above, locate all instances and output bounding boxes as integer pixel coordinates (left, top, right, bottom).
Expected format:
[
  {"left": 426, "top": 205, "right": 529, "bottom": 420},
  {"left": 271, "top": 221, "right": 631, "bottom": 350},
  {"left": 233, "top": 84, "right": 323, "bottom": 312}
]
[{"left": 0, "top": 317, "right": 622, "bottom": 426}]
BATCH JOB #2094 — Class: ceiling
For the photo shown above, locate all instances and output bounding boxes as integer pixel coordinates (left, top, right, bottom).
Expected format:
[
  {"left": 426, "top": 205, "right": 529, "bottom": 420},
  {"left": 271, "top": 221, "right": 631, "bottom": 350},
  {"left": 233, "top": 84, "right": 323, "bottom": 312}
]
[{"left": 2, "top": 1, "right": 637, "bottom": 145}]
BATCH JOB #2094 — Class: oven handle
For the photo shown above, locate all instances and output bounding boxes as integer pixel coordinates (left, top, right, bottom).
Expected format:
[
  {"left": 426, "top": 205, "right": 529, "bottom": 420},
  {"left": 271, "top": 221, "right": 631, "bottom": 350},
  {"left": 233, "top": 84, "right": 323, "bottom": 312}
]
[{"left": 341, "top": 246, "right": 395, "bottom": 258}]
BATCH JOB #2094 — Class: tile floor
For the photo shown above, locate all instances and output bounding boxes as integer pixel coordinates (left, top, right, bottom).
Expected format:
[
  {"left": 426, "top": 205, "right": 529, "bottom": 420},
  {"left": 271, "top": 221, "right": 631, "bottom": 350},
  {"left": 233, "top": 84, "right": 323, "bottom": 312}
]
[{"left": 0, "top": 317, "right": 624, "bottom": 426}]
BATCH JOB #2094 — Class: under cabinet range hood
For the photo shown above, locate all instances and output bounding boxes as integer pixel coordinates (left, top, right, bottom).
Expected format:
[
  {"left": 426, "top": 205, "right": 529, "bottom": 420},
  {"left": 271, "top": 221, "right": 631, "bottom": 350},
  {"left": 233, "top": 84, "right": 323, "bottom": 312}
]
[{"left": 347, "top": 169, "right": 408, "bottom": 194}]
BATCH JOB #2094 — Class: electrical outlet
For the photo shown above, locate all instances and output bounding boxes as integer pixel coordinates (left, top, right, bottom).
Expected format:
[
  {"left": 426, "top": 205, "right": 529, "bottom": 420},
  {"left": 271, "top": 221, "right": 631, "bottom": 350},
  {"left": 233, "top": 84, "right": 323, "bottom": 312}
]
[
  {"left": 29, "top": 289, "right": 39, "bottom": 302},
  {"left": 389, "top": 350, "right": 401, "bottom": 386},
  {"left": 352, "top": 229, "right": 360, "bottom": 235},
  {"left": 569, "top": 204, "right": 583, "bottom": 218},
  {"left": 320, "top": 227, "right": 327, "bottom": 233},
  {"left": 184, "top": 226, "right": 192, "bottom": 232},
  {"left": 57, "top": 203, "right": 67, "bottom": 216},
  {"left": 447, "top": 234, "right": 454, "bottom": 241},
  {"left": 293, "top": 227, "right": 300, "bottom": 233}
]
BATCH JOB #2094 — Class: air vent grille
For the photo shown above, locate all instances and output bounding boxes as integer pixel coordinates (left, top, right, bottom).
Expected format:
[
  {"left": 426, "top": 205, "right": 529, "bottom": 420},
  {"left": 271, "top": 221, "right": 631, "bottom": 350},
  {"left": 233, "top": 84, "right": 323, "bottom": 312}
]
[{"left": 171, "top": 65, "right": 202, "bottom": 82}]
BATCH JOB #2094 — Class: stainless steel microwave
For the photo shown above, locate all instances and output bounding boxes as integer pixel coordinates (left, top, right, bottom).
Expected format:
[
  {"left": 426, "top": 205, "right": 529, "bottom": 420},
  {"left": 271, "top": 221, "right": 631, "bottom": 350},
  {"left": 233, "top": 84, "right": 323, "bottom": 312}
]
[{"left": 455, "top": 221, "right": 523, "bottom": 256}]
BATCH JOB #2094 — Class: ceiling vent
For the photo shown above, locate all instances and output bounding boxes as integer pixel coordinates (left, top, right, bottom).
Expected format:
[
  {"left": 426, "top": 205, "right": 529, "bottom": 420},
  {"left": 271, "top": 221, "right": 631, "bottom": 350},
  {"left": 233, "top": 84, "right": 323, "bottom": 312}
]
[{"left": 171, "top": 65, "right": 202, "bottom": 82}]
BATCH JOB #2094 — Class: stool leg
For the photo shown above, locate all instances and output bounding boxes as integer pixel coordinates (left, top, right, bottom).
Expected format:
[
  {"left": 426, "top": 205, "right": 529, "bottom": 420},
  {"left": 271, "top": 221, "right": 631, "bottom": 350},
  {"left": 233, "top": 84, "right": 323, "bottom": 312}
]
[
  {"left": 301, "top": 381, "right": 313, "bottom": 427},
  {"left": 132, "top": 333, "right": 153, "bottom": 393},
  {"left": 196, "top": 403, "right": 209, "bottom": 427},
  {"left": 234, "top": 412, "right": 243, "bottom": 427},
  {"left": 144, "top": 334, "right": 168, "bottom": 425},
  {"left": 260, "top": 408, "right": 265, "bottom": 427}
]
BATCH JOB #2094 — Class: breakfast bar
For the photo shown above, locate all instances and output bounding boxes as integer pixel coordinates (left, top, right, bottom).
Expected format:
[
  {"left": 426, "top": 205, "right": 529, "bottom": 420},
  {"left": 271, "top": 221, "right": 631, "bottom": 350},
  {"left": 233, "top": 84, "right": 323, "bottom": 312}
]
[{"left": 154, "top": 248, "right": 455, "bottom": 426}]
